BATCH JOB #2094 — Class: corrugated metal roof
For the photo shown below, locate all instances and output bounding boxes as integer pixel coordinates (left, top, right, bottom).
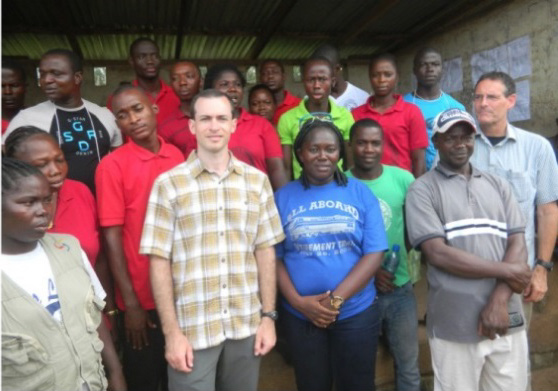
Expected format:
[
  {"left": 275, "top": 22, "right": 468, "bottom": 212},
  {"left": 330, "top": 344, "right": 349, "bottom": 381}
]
[
  {"left": 2, "top": 0, "right": 504, "bottom": 62},
  {"left": 180, "top": 35, "right": 258, "bottom": 60},
  {"left": 2, "top": 34, "right": 72, "bottom": 59}
]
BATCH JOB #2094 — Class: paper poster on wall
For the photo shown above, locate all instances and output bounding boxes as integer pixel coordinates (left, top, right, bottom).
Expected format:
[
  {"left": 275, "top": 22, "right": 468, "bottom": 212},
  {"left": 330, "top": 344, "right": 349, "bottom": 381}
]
[
  {"left": 441, "top": 57, "right": 463, "bottom": 93},
  {"left": 508, "top": 36, "right": 531, "bottom": 79},
  {"left": 508, "top": 80, "right": 530, "bottom": 122},
  {"left": 470, "top": 35, "right": 531, "bottom": 84}
]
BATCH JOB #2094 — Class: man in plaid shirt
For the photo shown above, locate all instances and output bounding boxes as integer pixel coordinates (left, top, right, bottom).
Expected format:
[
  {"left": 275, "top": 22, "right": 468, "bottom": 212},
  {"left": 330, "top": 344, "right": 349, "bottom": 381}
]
[{"left": 140, "top": 89, "right": 285, "bottom": 391}]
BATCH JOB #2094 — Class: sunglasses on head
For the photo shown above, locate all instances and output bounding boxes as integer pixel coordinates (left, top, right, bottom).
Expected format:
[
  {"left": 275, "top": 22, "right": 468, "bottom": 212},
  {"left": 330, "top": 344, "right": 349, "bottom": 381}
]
[{"left": 298, "top": 112, "right": 334, "bottom": 130}]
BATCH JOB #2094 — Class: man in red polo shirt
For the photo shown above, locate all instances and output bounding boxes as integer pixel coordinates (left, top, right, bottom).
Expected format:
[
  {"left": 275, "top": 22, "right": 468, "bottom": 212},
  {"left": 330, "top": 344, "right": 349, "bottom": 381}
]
[
  {"left": 259, "top": 59, "right": 300, "bottom": 126},
  {"left": 107, "top": 37, "right": 180, "bottom": 126},
  {"left": 352, "top": 53, "right": 428, "bottom": 178},
  {"left": 158, "top": 61, "right": 201, "bottom": 158},
  {"left": 96, "top": 85, "right": 183, "bottom": 391}
]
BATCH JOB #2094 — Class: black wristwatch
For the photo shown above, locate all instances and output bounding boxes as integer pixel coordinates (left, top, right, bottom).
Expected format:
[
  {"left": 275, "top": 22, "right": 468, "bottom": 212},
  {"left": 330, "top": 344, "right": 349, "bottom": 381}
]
[
  {"left": 261, "top": 310, "right": 279, "bottom": 321},
  {"left": 536, "top": 259, "right": 554, "bottom": 272}
]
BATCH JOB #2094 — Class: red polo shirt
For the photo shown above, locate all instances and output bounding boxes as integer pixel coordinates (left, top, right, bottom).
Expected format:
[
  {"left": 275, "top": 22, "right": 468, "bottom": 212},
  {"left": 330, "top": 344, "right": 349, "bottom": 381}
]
[
  {"left": 107, "top": 79, "right": 180, "bottom": 126},
  {"left": 352, "top": 94, "right": 428, "bottom": 172},
  {"left": 95, "top": 137, "right": 184, "bottom": 310},
  {"left": 49, "top": 178, "right": 100, "bottom": 266},
  {"left": 157, "top": 107, "right": 196, "bottom": 159},
  {"left": 2, "top": 118, "right": 9, "bottom": 134},
  {"left": 273, "top": 90, "right": 301, "bottom": 126},
  {"left": 229, "top": 109, "right": 283, "bottom": 174}
]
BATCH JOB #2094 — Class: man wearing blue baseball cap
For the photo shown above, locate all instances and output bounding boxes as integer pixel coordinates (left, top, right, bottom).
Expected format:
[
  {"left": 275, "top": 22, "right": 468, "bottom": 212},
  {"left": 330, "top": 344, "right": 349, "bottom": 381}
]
[{"left": 406, "top": 108, "right": 531, "bottom": 391}]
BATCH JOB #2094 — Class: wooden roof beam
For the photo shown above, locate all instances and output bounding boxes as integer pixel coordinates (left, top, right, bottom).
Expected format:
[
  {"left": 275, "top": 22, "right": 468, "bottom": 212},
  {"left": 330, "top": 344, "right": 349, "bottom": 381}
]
[
  {"left": 249, "top": 0, "right": 298, "bottom": 61},
  {"left": 49, "top": 0, "right": 84, "bottom": 59},
  {"left": 174, "top": 0, "right": 193, "bottom": 60},
  {"left": 336, "top": 0, "right": 400, "bottom": 47}
]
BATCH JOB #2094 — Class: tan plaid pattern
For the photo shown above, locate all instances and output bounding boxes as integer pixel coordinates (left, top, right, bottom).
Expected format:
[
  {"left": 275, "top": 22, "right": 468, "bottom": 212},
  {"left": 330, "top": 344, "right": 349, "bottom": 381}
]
[{"left": 140, "top": 152, "right": 284, "bottom": 350}]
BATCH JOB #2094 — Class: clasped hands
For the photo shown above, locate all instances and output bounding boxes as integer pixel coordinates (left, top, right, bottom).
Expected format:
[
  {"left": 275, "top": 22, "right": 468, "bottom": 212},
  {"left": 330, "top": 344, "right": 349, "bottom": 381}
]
[{"left": 295, "top": 291, "right": 339, "bottom": 329}]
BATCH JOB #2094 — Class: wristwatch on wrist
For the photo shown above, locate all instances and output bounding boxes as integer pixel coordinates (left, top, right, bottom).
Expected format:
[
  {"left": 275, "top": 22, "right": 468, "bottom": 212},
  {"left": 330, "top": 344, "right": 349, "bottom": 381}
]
[
  {"left": 329, "top": 292, "right": 345, "bottom": 310},
  {"left": 261, "top": 310, "right": 279, "bottom": 321},
  {"left": 536, "top": 259, "right": 554, "bottom": 272}
]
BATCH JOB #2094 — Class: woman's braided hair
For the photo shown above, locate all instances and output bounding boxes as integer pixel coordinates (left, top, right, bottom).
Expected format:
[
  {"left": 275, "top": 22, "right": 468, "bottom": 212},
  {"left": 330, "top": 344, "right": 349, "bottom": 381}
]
[
  {"left": 293, "top": 119, "right": 348, "bottom": 189},
  {"left": 2, "top": 157, "right": 45, "bottom": 194}
]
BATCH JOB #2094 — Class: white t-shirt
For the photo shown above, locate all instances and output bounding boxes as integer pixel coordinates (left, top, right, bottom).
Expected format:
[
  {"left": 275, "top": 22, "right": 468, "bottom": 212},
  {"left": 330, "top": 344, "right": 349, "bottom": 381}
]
[
  {"left": 2, "top": 243, "right": 106, "bottom": 323},
  {"left": 333, "top": 82, "right": 370, "bottom": 111}
]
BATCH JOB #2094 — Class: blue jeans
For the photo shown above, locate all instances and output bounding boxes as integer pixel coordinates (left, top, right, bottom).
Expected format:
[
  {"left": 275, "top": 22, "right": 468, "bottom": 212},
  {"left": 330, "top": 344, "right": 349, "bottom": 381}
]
[
  {"left": 282, "top": 301, "right": 380, "bottom": 391},
  {"left": 378, "top": 282, "right": 420, "bottom": 391}
]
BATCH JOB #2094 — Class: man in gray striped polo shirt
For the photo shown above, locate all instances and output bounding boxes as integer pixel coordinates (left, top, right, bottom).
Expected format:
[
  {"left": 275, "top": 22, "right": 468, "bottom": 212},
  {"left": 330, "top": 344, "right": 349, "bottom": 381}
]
[{"left": 406, "top": 109, "right": 532, "bottom": 391}]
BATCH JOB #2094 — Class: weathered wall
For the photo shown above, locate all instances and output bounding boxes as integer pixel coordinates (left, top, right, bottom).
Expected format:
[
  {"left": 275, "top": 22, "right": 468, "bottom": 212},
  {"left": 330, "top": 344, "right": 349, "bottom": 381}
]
[{"left": 391, "top": 0, "right": 558, "bottom": 137}]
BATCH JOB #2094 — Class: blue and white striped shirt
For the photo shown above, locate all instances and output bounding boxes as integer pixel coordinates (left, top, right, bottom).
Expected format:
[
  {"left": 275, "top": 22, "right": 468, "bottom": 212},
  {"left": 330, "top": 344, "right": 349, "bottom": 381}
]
[{"left": 470, "top": 123, "right": 558, "bottom": 267}]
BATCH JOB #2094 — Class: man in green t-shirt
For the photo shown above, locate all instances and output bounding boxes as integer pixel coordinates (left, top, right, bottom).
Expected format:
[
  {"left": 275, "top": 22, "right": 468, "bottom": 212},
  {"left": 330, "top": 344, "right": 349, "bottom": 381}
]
[
  {"left": 278, "top": 57, "right": 354, "bottom": 180},
  {"left": 347, "top": 118, "right": 420, "bottom": 391}
]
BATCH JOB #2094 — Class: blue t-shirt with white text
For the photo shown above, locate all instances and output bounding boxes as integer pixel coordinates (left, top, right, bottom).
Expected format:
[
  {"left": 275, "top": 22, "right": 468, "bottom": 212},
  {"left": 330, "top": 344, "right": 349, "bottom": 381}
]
[{"left": 274, "top": 178, "right": 388, "bottom": 320}]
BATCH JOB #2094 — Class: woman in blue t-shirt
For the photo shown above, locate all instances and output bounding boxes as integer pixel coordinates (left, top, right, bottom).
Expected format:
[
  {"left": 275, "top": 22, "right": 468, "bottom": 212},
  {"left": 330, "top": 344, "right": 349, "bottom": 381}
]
[{"left": 274, "top": 119, "right": 388, "bottom": 391}]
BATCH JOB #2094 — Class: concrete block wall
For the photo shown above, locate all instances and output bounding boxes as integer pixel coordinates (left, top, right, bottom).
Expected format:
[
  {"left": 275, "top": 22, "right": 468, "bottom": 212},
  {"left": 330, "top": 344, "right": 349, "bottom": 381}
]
[{"left": 385, "top": 0, "right": 558, "bottom": 137}]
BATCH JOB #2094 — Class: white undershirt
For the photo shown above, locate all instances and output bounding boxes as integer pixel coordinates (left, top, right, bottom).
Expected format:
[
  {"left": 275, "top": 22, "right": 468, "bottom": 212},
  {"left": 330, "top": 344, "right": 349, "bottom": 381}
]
[{"left": 2, "top": 243, "right": 106, "bottom": 323}]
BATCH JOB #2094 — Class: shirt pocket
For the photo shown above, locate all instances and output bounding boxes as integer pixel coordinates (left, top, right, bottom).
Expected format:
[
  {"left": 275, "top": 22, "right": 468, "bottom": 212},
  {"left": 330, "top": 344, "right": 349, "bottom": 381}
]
[
  {"left": 507, "top": 171, "right": 535, "bottom": 205},
  {"left": 2, "top": 332, "right": 55, "bottom": 391},
  {"left": 84, "top": 286, "right": 105, "bottom": 333}
]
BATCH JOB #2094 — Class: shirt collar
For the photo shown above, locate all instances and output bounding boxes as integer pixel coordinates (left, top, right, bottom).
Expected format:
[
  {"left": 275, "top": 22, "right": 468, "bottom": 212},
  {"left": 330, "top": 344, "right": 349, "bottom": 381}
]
[
  {"left": 434, "top": 161, "right": 482, "bottom": 178},
  {"left": 477, "top": 122, "right": 517, "bottom": 145},
  {"left": 298, "top": 97, "right": 345, "bottom": 120},
  {"left": 363, "top": 94, "right": 404, "bottom": 114},
  {"left": 127, "top": 135, "right": 172, "bottom": 161},
  {"left": 281, "top": 90, "right": 298, "bottom": 106},
  {"left": 236, "top": 108, "right": 251, "bottom": 124},
  {"left": 57, "top": 180, "right": 74, "bottom": 203},
  {"left": 187, "top": 151, "right": 245, "bottom": 179},
  {"left": 132, "top": 79, "right": 168, "bottom": 103}
]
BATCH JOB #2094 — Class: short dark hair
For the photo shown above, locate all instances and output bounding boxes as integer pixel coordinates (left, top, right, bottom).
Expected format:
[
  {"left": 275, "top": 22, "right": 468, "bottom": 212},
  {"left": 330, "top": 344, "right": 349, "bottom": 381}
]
[
  {"left": 303, "top": 56, "right": 334, "bottom": 77},
  {"left": 129, "top": 37, "right": 158, "bottom": 57},
  {"left": 2, "top": 157, "right": 46, "bottom": 194},
  {"left": 369, "top": 53, "right": 397, "bottom": 73},
  {"left": 111, "top": 84, "right": 146, "bottom": 101},
  {"left": 170, "top": 61, "right": 201, "bottom": 78},
  {"left": 349, "top": 119, "right": 383, "bottom": 141},
  {"left": 413, "top": 47, "right": 441, "bottom": 68},
  {"left": 475, "top": 71, "right": 516, "bottom": 96},
  {"left": 42, "top": 49, "right": 83, "bottom": 73},
  {"left": 259, "top": 59, "right": 284, "bottom": 74},
  {"left": 311, "top": 44, "right": 340, "bottom": 66},
  {"left": 4, "top": 126, "right": 56, "bottom": 159},
  {"left": 203, "top": 64, "right": 246, "bottom": 90},
  {"left": 293, "top": 119, "right": 347, "bottom": 189},
  {"left": 248, "top": 84, "right": 276, "bottom": 104},
  {"left": 2, "top": 58, "right": 27, "bottom": 83},
  {"left": 190, "top": 89, "right": 235, "bottom": 119}
]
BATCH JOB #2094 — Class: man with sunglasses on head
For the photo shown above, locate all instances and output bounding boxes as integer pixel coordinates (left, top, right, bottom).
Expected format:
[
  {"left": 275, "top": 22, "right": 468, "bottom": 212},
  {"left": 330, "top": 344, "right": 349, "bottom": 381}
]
[{"left": 278, "top": 57, "right": 354, "bottom": 180}]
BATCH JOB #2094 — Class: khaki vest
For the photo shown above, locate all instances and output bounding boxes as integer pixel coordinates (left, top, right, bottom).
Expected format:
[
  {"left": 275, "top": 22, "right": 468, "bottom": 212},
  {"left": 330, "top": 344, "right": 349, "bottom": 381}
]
[{"left": 2, "top": 233, "right": 107, "bottom": 391}]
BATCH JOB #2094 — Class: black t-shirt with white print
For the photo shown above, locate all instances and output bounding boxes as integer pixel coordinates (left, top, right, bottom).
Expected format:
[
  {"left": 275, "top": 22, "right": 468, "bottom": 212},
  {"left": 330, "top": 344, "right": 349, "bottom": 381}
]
[{"left": 4, "top": 100, "right": 122, "bottom": 194}]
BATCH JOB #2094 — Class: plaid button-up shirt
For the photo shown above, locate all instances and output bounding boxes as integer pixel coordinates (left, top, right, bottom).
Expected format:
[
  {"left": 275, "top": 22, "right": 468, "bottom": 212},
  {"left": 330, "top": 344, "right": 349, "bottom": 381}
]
[{"left": 140, "top": 152, "right": 285, "bottom": 350}]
